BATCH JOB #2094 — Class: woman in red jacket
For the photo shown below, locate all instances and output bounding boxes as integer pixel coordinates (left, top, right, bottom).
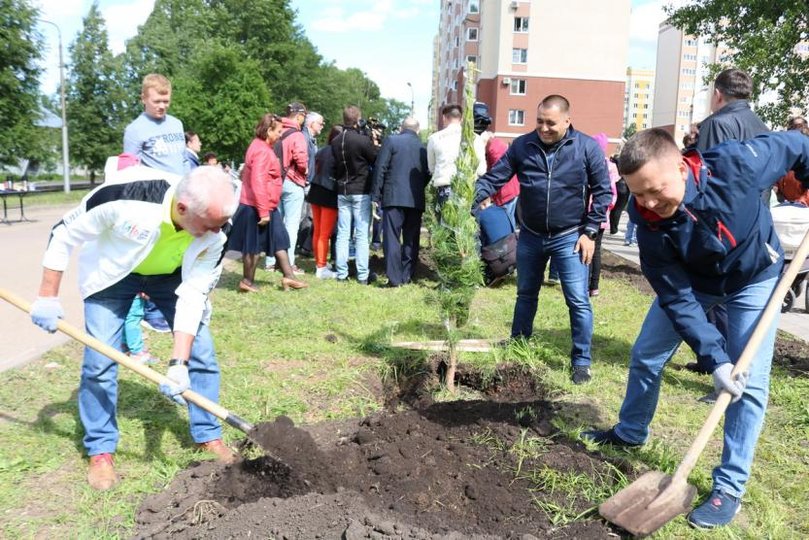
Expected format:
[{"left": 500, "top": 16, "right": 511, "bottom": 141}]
[{"left": 228, "top": 113, "right": 307, "bottom": 292}]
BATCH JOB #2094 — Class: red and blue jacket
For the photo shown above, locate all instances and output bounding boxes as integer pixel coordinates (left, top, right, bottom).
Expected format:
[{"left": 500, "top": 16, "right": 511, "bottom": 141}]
[{"left": 629, "top": 130, "right": 809, "bottom": 369}]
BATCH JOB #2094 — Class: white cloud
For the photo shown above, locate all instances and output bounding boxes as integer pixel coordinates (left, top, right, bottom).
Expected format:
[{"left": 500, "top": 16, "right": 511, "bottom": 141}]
[
  {"left": 101, "top": 0, "right": 154, "bottom": 55},
  {"left": 310, "top": 0, "right": 401, "bottom": 33}
]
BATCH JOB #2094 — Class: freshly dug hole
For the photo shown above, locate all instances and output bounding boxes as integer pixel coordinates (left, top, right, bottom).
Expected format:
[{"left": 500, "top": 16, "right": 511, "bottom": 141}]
[{"left": 133, "top": 366, "right": 621, "bottom": 539}]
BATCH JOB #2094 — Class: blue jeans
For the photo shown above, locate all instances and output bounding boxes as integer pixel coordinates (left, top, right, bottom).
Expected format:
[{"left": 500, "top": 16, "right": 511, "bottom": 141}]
[
  {"left": 80, "top": 272, "right": 222, "bottom": 456},
  {"left": 279, "top": 180, "right": 305, "bottom": 267},
  {"left": 123, "top": 295, "right": 146, "bottom": 353},
  {"left": 512, "top": 229, "right": 593, "bottom": 367},
  {"left": 336, "top": 194, "right": 371, "bottom": 281},
  {"left": 614, "top": 275, "right": 779, "bottom": 497},
  {"left": 624, "top": 218, "right": 637, "bottom": 244}
]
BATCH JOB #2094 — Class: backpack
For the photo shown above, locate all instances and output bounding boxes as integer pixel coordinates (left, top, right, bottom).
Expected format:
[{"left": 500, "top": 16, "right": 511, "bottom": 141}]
[
  {"left": 273, "top": 128, "right": 298, "bottom": 179},
  {"left": 481, "top": 232, "right": 518, "bottom": 286}
]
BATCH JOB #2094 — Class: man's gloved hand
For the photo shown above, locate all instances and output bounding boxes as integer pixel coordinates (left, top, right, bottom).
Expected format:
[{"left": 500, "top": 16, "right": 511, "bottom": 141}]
[
  {"left": 30, "top": 296, "right": 64, "bottom": 333},
  {"left": 712, "top": 362, "right": 749, "bottom": 403},
  {"left": 159, "top": 363, "right": 190, "bottom": 406}
]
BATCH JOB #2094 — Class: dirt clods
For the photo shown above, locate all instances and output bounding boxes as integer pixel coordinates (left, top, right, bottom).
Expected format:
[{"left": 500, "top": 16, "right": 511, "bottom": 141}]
[{"left": 133, "top": 369, "right": 618, "bottom": 539}]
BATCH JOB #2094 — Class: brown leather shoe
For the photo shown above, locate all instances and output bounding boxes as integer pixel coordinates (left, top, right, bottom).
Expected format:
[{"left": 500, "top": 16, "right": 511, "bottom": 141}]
[
  {"left": 197, "top": 439, "right": 237, "bottom": 464},
  {"left": 238, "top": 279, "right": 259, "bottom": 293},
  {"left": 87, "top": 453, "right": 118, "bottom": 491},
  {"left": 281, "top": 277, "right": 308, "bottom": 291}
]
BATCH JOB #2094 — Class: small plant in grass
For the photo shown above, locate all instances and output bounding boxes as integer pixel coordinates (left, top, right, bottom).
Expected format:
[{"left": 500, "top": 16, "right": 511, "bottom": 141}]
[{"left": 428, "top": 62, "right": 484, "bottom": 392}]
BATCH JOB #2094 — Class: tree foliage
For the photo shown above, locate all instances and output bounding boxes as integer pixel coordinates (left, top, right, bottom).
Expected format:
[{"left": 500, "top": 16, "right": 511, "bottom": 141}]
[
  {"left": 0, "top": 0, "right": 44, "bottom": 167},
  {"left": 116, "top": 0, "right": 398, "bottom": 159},
  {"left": 66, "top": 2, "right": 129, "bottom": 178},
  {"left": 170, "top": 43, "right": 270, "bottom": 162},
  {"left": 667, "top": 0, "right": 809, "bottom": 125}
]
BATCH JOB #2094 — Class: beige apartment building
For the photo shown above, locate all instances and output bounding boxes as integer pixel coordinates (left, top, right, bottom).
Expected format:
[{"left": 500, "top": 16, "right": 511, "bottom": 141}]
[
  {"left": 624, "top": 67, "right": 655, "bottom": 133},
  {"left": 651, "top": 21, "right": 725, "bottom": 145},
  {"left": 433, "top": 0, "right": 631, "bottom": 143}
]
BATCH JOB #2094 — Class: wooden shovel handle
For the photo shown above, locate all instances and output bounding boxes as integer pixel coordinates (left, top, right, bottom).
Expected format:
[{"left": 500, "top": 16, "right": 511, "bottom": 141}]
[
  {"left": 0, "top": 288, "right": 254, "bottom": 434},
  {"left": 671, "top": 228, "right": 809, "bottom": 486}
]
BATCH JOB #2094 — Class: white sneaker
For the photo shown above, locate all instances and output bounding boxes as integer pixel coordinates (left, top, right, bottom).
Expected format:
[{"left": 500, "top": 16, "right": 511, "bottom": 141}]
[{"left": 316, "top": 266, "right": 336, "bottom": 279}]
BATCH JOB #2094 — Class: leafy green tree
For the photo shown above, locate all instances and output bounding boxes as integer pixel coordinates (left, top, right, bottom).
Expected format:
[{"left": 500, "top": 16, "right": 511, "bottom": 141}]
[
  {"left": 667, "top": 1, "right": 809, "bottom": 125},
  {"left": 0, "top": 0, "right": 43, "bottom": 167},
  {"left": 622, "top": 123, "right": 637, "bottom": 139},
  {"left": 170, "top": 42, "right": 271, "bottom": 162},
  {"left": 66, "top": 2, "right": 128, "bottom": 182},
  {"left": 429, "top": 66, "right": 484, "bottom": 391}
]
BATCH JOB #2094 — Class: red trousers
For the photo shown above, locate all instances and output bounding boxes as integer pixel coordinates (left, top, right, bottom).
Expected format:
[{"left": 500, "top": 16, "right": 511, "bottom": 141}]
[{"left": 311, "top": 204, "right": 338, "bottom": 268}]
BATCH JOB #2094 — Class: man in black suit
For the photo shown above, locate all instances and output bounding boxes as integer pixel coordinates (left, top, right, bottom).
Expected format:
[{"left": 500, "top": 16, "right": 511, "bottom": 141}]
[{"left": 371, "top": 117, "right": 430, "bottom": 286}]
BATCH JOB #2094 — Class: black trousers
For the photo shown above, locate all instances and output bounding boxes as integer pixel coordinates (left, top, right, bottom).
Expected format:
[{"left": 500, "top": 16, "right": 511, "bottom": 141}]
[
  {"left": 609, "top": 179, "right": 630, "bottom": 234},
  {"left": 383, "top": 206, "right": 423, "bottom": 286}
]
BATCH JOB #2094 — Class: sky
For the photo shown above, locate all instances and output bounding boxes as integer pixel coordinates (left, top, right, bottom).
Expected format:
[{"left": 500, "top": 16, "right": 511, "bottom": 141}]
[{"left": 35, "top": 0, "right": 679, "bottom": 127}]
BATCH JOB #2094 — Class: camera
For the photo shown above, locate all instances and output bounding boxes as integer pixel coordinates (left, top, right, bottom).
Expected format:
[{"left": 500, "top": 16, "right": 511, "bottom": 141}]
[{"left": 358, "top": 117, "right": 387, "bottom": 145}]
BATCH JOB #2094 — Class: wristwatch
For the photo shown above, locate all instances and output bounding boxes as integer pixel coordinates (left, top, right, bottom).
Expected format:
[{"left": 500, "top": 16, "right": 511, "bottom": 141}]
[
  {"left": 584, "top": 228, "right": 598, "bottom": 241},
  {"left": 168, "top": 358, "right": 189, "bottom": 367}
]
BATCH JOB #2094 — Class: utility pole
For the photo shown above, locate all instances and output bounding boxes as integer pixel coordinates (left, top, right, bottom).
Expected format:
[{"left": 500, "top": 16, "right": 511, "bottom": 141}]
[
  {"left": 41, "top": 19, "right": 70, "bottom": 193},
  {"left": 407, "top": 82, "right": 415, "bottom": 115}
]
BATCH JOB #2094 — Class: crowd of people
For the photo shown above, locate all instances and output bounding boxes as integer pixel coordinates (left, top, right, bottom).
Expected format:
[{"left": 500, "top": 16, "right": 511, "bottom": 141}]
[{"left": 25, "top": 69, "right": 809, "bottom": 533}]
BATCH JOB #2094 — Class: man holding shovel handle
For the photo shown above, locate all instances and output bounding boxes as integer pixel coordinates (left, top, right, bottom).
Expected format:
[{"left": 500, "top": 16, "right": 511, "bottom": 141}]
[
  {"left": 30, "top": 166, "right": 239, "bottom": 490},
  {"left": 583, "top": 128, "right": 809, "bottom": 529}
]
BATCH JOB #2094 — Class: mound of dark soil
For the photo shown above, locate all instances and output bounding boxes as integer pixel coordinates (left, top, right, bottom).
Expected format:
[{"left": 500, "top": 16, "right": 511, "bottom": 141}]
[{"left": 133, "top": 367, "right": 620, "bottom": 539}]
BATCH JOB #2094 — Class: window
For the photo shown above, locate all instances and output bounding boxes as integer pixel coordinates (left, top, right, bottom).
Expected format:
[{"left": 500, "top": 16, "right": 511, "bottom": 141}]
[
  {"left": 633, "top": 103, "right": 638, "bottom": 109},
  {"left": 455, "top": 36, "right": 460, "bottom": 47},
  {"left": 466, "top": 55, "right": 477, "bottom": 65},
  {"left": 514, "top": 17, "right": 529, "bottom": 32},
  {"left": 685, "top": 38, "right": 697, "bottom": 47},
  {"left": 468, "top": 0, "right": 479, "bottom": 13},
  {"left": 683, "top": 53, "right": 697, "bottom": 61},
  {"left": 644, "top": 103, "right": 649, "bottom": 109},
  {"left": 467, "top": 27, "right": 478, "bottom": 41},
  {"left": 508, "top": 109, "right": 525, "bottom": 126},
  {"left": 642, "top": 113, "right": 648, "bottom": 119},
  {"left": 682, "top": 68, "right": 696, "bottom": 75},
  {"left": 512, "top": 48, "right": 528, "bottom": 63},
  {"left": 510, "top": 79, "right": 526, "bottom": 95}
]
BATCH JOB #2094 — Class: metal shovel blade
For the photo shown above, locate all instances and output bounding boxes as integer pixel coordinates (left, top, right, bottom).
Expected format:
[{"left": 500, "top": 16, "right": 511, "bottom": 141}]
[{"left": 599, "top": 471, "right": 696, "bottom": 537}]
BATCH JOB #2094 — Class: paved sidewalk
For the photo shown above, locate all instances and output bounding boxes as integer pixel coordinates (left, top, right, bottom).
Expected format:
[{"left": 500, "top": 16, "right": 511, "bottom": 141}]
[
  {"left": 603, "top": 213, "right": 808, "bottom": 343},
  {"left": 0, "top": 204, "right": 84, "bottom": 372}
]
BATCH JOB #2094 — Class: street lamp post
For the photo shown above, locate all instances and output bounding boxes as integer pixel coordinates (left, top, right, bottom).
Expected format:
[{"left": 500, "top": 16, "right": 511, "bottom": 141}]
[
  {"left": 40, "top": 19, "right": 70, "bottom": 193},
  {"left": 406, "top": 82, "right": 415, "bottom": 115}
]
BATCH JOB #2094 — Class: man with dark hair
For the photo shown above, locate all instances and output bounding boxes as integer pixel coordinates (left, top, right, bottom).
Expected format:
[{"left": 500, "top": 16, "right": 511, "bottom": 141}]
[
  {"left": 787, "top": 116, "right": 807, "bottom": 131},
  {"left": 474, "top": 94, "right": 612, "bottom": 384},
  {"left": 30, "top": 166, "right": 241, "bottom": 491},
  {"left": 276, "top": 102, "right": 309, "bottom": 272},
  {"left": 697, "top": 68, "right": 768, "bottom": 157},
  {"left": 371, "top": 117, "right": 430, "bottom": 286},
  {"left": 331, "top": 105, "right": 379, "bottom": 284},
  {"left": 427, "top": 103, "right": 486, "bottom": 209},
  {"left": 184, "top": 131, "right": 201, "bottom": 171},
  {"left": 692, "top": 68, "right": 770, "bottom": 379},
  {"left": 583, "top": 127, "right": 809, "bottom": 529}
]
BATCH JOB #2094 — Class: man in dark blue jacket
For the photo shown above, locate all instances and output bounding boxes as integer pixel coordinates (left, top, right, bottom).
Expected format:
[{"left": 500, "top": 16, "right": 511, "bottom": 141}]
[
  {"left": 371, "top": 117, "right": 430, "bottom": 286},
  {"left": 474, "top": 94, "right": 612, "bottom": 384},
  {"left": 583, "top": 128, "right": 809, "bottom": 529}
]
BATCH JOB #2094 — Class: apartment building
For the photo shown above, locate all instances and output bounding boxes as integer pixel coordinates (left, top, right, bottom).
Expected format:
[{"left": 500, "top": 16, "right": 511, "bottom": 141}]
[
  {"left": 624, "top": 67, "right": 655, "bottom": 133},
  {"left": 651, "top": 21, "right": 725, "bottom": 145},
  {"left": 433, "top": 0, "right": 631, "bottom": 142}
]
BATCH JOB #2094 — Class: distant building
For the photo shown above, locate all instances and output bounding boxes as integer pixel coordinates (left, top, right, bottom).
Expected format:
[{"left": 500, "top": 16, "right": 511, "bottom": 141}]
[
  {"left": 624, "top": 68, "right": 655, "bottom": 133},
  {"left": 651, "top": 21, "right": 727, "bottom": 146},
  {"left": 433, "top": 0, "right": 631, "bottom": 144}
]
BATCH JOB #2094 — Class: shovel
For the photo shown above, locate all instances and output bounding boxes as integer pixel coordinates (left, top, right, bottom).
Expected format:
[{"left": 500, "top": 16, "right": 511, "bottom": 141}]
[
  {"left": 599, "top": 227, "right": 809, "bottom": 537},
  {"left": 0, "top": 288, "right": 255, "bottom": 437}
]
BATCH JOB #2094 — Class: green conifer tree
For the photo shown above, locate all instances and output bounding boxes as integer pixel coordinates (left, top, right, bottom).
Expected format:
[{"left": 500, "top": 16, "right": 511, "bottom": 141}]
[{"left": 429, "top": 64, "right": 484, "bottom": 391}]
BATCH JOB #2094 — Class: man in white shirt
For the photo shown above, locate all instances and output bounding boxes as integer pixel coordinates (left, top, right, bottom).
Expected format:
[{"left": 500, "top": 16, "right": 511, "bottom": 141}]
[{"left": 426, "top": 104, "right": 486, "bottom": 211}]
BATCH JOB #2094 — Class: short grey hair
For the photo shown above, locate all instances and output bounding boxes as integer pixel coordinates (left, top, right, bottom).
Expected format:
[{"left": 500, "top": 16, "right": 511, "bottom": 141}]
[
  {"left": 175, "top": 166, "right": 237, "bottom": 218},
  {"left": 401, "top": 117, "right": 419, "bottom": 133},
  {"left": 305, "top": 112, "right": 323, "bottom": 127}
]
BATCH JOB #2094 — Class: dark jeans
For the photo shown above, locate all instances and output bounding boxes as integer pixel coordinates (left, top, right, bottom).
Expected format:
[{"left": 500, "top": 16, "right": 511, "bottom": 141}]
[
  {"left": 589, "top": 229, "right": 605, "bottom": 292},
  {"left": 609, "top": 179, "right": 629, "bottom": 234},
  {"left": 382, "top": 206, "right": 423, "bottom": 285}
]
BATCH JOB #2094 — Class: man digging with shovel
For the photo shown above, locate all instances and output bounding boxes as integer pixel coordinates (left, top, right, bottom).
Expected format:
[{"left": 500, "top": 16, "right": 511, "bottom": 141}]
[
  {"left": 30, "top": 165, "right": 239, "bottom": 490},
  {"left": 583, "top": 128, "right": 809, "bottom": 530}
]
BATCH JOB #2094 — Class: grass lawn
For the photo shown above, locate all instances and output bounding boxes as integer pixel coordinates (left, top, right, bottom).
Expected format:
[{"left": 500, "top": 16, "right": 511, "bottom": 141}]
[{"left": 0, "top": 254, "right": 807, "bottom": 538}]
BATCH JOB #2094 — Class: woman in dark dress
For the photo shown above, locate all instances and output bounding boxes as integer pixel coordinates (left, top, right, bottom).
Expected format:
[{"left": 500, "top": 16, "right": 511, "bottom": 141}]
[{"left": 228, "top": 113, "right": 307, "bottom": 292}]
